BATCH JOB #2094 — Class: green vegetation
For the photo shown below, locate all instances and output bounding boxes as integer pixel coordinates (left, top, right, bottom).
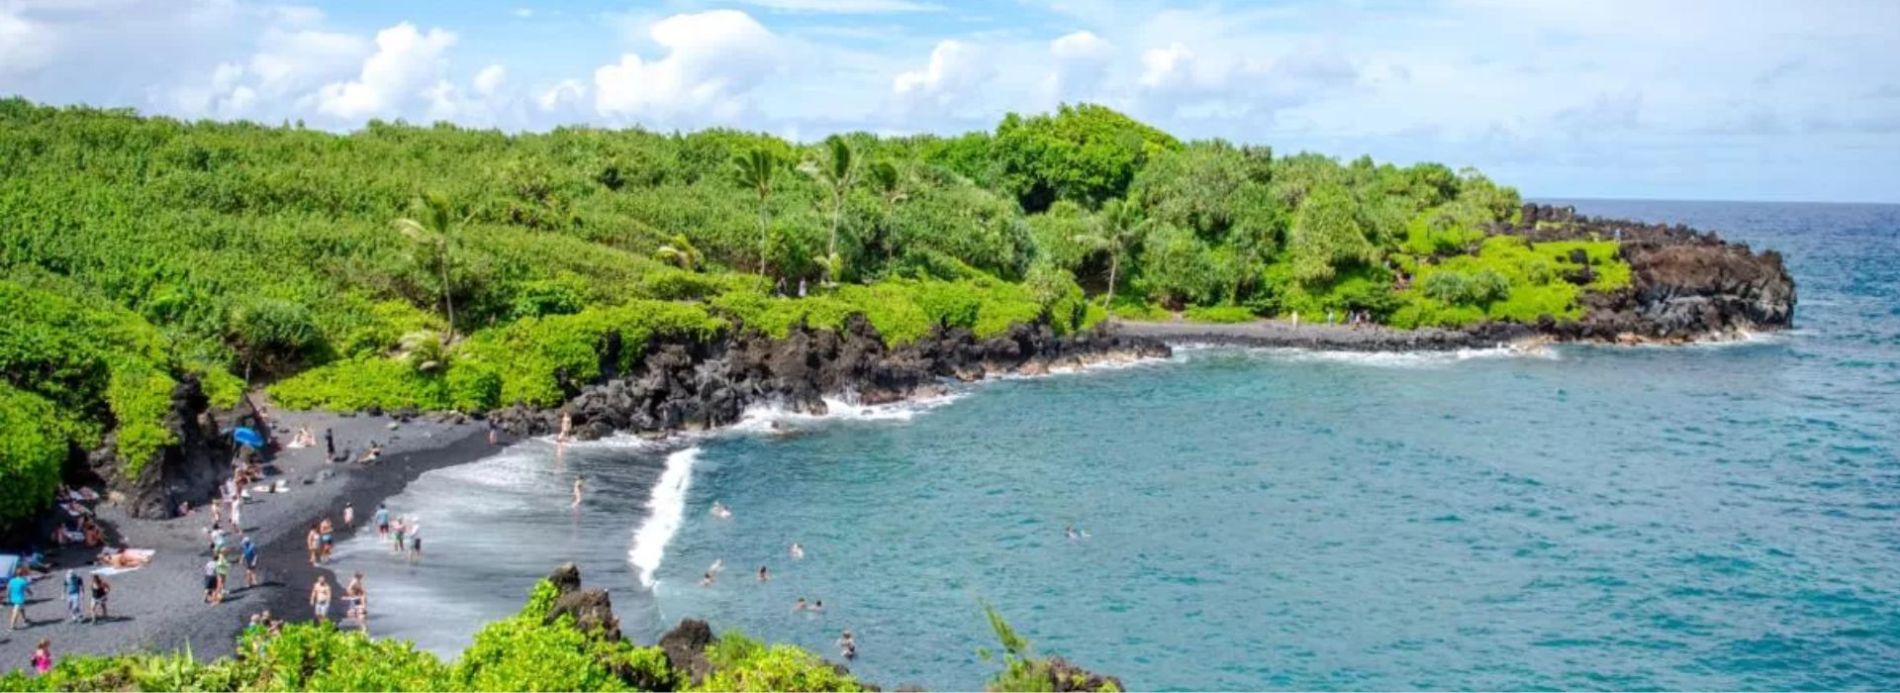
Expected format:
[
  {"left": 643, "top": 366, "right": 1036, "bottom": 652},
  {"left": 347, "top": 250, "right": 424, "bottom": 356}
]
[
  {"left": 0, "top": 97, "right": 1631, "bottom": 522},
  {"left": 980, "top": 605, "right": 1121, "bottom": 693},
  {"left": 0, "top": 578, "right": 852, "bottom": 692}
]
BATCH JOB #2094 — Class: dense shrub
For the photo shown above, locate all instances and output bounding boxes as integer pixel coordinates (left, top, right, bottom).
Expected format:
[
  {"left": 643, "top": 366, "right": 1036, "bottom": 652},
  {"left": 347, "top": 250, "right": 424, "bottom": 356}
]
[{"left": 0, "top": 385, "right": 65, "bottom": 525}]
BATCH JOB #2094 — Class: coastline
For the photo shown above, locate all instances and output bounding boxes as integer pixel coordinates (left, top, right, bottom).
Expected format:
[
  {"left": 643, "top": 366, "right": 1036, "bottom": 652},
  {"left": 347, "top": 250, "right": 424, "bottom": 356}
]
[{"left": 1109, "top": 317, "right": 1782, "bottom": 352}]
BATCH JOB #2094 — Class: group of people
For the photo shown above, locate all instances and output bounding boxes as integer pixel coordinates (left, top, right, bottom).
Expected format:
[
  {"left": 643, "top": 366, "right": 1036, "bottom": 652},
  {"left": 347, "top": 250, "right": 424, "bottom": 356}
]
[
  {"left": 690, "top": 506, "right": 858, "bottom": 661},
  {"left": 6, "top": 566, "right": 110, "bottom": 636},
  {"left": 306, "top": 571, "right": 370, "bottom": 632},
  {"left": 373, "top": 503, "right": 422, "bottom": 560}
]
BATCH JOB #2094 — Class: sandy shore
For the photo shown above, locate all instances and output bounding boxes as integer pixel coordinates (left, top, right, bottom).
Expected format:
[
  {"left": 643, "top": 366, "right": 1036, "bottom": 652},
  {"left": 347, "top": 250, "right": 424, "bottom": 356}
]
[
  {"left": 0, "top": 407, "right": 499, "bottom": 668},
  {"left": 1111, "top": 317, "right": 1530, "bottom": 351}
]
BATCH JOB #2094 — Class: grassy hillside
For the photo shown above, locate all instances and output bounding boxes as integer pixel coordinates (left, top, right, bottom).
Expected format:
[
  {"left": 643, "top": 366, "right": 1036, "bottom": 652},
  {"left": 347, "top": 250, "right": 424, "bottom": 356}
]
[{"left": 0, "top": 98, "right": 1631, "bottom": 523}]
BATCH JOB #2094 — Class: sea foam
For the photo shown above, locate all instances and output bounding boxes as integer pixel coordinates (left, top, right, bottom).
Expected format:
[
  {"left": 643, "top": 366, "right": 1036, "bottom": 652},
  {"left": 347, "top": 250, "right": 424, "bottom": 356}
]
[{"left": 627, "top": 446, "right": 700, "bottom": 589}]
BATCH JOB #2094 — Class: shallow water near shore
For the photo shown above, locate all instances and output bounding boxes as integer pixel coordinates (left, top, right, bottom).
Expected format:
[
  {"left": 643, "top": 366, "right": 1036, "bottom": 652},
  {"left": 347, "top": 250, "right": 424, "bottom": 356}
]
[{"left": 335, "top": 200, "right": 1900, "bottom": 689}]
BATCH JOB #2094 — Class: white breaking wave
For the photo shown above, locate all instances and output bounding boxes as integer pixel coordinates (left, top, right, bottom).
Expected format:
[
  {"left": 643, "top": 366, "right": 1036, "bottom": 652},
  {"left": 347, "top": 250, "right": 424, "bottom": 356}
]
[
  {"left": 729, "top": 392, "right": 968, "bottom": 433},
  {"left": 1179, "top": 343, "right": 1558, "bottom": 368},
  {"left": 628, "top": 447, "right": 700, "bottom": 589}
]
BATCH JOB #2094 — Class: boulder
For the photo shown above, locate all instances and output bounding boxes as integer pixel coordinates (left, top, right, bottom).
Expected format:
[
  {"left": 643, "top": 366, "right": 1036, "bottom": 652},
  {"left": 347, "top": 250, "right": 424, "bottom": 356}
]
[{"left": 658, "top": 618, "right": 716, "bottom": 685}]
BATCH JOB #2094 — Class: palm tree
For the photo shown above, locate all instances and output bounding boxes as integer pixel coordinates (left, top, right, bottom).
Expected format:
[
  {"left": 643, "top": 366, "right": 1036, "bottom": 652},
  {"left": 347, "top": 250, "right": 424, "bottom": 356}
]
[
  {"left": 818, "top": 135, "right": 856, "bottom": 285},
  {"left": 731, "top": 147, "right": 778, "bottom": 276},
  {"left": 867, "top": 160, "right": 903, "bottom": 262},
  {"left": 394, "top": 192, "right": 464, "bottom": 344},
  {"left": 653, "top": 233, "right": 703, "bottom": 272},
  {"left": 1072, "top": 198, "right": 1150, "bottom": 310}
]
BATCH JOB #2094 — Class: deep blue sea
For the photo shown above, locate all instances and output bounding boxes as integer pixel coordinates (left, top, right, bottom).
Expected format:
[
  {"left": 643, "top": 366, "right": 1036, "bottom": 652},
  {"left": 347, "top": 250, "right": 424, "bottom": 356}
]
[{"left": 332, "top": 200, "right": 1900, "bottom": 690}]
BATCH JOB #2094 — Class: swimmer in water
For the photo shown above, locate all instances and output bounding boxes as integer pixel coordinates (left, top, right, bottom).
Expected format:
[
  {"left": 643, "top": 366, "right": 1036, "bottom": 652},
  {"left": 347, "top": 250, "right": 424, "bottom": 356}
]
[
  {"left": 1065, "top": 525, "right": 1080, "bottom": 541},
  {"left": 837, "top": 630, "right": 857, "bottom": 660},
  {"left": 793, "top": 597, "right": 807, "bottom": 612},
  {"left": 811, "top": 599, "right": 824, "bottom": 614},
  {"left": 699, "top": 572, "right": 715, "bottom": 587},
  {"left": 790, "top": 543, "right": 805, "bottom": 560},
  {"left": 711, "top": 502, "right": 732, "bottom": 519},
  {"left": 572, "top": 477, "right": 584, "bottom": 508},
  {"left": 757, "top": 565, "right": 769, "bottom": 582}
]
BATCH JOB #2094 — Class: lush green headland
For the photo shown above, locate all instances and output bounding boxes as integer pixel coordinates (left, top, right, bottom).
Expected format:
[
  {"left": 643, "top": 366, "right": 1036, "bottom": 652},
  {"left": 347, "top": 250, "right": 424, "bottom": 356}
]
[
  {"left": 0, "top": 97, "right": 1630, "bottom": 525},
  {"left": 0, "top": 572, "right": 1113, "bottom": 692}
]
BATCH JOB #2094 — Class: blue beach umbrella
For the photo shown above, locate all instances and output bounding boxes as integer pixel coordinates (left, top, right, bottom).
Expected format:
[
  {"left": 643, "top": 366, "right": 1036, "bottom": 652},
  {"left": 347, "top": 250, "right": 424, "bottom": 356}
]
[{"left": 233, "top": 427, "right": 265, "bottom": 449}]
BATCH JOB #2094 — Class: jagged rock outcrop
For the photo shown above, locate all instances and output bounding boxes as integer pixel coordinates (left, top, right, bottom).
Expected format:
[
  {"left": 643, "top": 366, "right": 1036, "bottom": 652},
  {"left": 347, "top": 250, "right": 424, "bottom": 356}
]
[
  {"left": 96, "top": 375, "right": 231, "bottom": 519},
  {"left": 1041, "top": 657, "right": 1125, "bottom": 692},
  {"left": 492, "top": 318, "right": 1169, "bottom": 440},
  {"left": 1514, "top": 204, "right": 1796, "bottom": 342},
  {"left": 657, "top": 619, "right": 716, "bottom": 685},
  {"left": 544, "top": 563, "right": 622, "bottom": 640}
]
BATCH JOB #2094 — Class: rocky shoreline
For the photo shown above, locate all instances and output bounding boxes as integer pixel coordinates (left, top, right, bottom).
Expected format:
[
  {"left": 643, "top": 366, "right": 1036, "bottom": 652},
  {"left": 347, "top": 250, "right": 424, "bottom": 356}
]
[{"left": 490, "top": 316, "right": 1172, "bottom": 442}]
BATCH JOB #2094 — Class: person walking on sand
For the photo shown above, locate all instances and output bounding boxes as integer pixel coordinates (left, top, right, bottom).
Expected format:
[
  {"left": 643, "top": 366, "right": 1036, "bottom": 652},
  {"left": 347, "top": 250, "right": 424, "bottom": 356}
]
[
  {"left": 572, "top": 477, "right": 584, "bottom": 508},
  {"left": 87, "top": 574, "right": 109, "bottom": 623},
  {"left": 391, "top": 517, "right": 406, "bottom": 555},
  {"left": 305, "top": 523, "right": 321, "bottom": 566},
  {"left": 30, "top": 639, "right": 51, "bottom": 676},
  {"left": 8, "top": 568, "right": 30, "bottom": 629},
  {"left": 229, "top": 493, "right": 242, "bottom": 532},
  {"left": 241, "top": 535, "right": 259, "bottom": 589},
  {"left": 343, "top": 502, "right": 355, "bottom": 530},
  {"left": 213, "top": 550, "right": 231, "bottom": 604},
  {"left": 374, "top": 503, "right": 390, "bottom": 541},
  {"left": 309, "top": 575, "right": 332, "bottom": 624},
  {"left": 62, "top": 570, "right": 82, "bottom": 623}
]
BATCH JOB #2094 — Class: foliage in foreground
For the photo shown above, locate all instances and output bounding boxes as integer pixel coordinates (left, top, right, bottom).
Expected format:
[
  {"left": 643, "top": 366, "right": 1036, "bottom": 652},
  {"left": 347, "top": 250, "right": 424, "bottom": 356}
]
[{"left": 0, "top": 579, "right": 853, "bottom": 692}]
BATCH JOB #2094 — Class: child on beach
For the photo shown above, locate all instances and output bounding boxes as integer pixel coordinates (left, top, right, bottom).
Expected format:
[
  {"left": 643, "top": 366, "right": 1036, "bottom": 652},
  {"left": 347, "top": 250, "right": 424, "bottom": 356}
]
[{"left": 31, "top": 639, "right": 51, "bottom": 676}]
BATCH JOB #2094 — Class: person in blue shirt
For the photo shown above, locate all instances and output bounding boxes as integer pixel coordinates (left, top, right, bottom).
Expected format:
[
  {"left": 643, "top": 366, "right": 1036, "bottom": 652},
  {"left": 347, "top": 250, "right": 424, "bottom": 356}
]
[
  {"left": 241, "top": 535, "right": 259, "bottom": 589},
  {"left": 8, "top": 567, "right": 31, "bottom": 630},
  {"left": 64, "top": 570, "right": 83, "bottom": 623}
]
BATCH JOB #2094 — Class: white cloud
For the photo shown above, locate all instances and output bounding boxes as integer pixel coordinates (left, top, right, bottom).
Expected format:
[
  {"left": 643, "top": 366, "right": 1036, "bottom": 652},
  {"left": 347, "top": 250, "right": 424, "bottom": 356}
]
[
  {"left": 512, "top": 8, "right": 534, "bottom": 19},
  {"left": 317, "top": 22, "right": 458, "bottom": 120},
  {"left": 1137, "top": 42, "right": 1196, "bottom": 91},
  {"left": 538, "top": 79, "right": 587, "bottom": 112},
  {"left": 1046, "top": 30, "right": 1114, "bottom": 104},
  {"left": 474, "top": 64, "right": 507, "bottom": 97},
  {"left": 733, "top": 0, "right": 941, "bottom": 12},
  {"left": 248, "top": 28, "right": 370, "bottom": 97},
  {"left": 892, "top": 40, "right": 992, "bottom": 109},
  {"left": 0, "top": 9, "right": 57, "bottom": 77},
  {"left": 592, "top": 10, "right": 779, "bottom": 125}
]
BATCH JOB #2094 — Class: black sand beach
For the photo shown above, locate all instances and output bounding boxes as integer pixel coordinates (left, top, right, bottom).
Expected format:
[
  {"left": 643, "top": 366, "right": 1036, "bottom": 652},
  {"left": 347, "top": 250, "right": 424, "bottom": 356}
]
[{"left": 0, "top": 409, "right": 497, "bottom": 667}]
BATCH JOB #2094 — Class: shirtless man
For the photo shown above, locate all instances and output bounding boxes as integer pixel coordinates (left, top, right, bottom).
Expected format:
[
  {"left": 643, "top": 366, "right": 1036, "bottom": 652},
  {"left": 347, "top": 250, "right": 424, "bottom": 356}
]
[{"left": 309, "top": 575, "right": 332, "bottom": 623}]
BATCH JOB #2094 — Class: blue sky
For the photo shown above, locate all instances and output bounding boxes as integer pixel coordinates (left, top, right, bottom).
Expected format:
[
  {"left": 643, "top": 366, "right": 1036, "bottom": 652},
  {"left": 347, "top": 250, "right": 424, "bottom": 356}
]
[{"left": 3, "top": 0, "right": 1897, "bottom": 203}]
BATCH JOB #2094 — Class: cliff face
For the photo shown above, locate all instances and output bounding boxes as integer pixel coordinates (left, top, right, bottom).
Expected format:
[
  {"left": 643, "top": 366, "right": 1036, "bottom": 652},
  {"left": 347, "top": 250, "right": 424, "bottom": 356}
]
[
  {"left": 1514, "top": 204, "right": 1797, "bottom": 342},
  {"left": 91, "top": 376, "right": 232, "bottom": 519},
  {"left": 493, "top": 317, "right": 1170, "bottom": 440}
]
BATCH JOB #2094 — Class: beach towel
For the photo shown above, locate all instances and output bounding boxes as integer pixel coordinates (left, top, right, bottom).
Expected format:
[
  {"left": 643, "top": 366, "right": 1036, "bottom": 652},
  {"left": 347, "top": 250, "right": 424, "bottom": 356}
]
[
  {"left": 60, "top": 501, "right": 93, "bottom": 517},
  {"left": 92, "top": 549, "right": 155, "bottom": 576}
]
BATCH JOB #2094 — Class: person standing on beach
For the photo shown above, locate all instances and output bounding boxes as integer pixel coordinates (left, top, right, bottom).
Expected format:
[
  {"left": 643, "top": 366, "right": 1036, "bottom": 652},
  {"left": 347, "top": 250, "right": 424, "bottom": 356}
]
[
  {"left": 230, "top": 493, "right": 242, "bottom": 532},
  {"left": 213, "top": 550, "right": 231, "bottom": 604},
  {"left": 87, "top": 575, "right": 108, "bottom": 622},
  {"left": 345, "top": 572, "right": 368, "bottom": 633},
  {"left": 324, "top": 428, "right": 335, "bottom": 460},
  {"left": 318, "top": 517, "right": 335, "bottom": 562},
  {"left": 305, "top": 523, "right": 321, "bottom": 566},
  {"left": 374, "top": 503, "right": 390, "bottom": 541},
  {"left": 309, "top": 576, "right": 332, "bottom": 624},
  {"left": 62, "top": 570, "right": 82, "bottom": 623},
  {"left": 343, "top": 502, "right": 355, "bottom": 530},
  {"left": 487, "top": 417, "right": 499, "bottom": 446},
  {"left": 202, "top": 557, "right": 219, "bottom": 604},
  {"left": 406, "top": 517, "right": 421, "bottom": 562},
  {"left": 8, "top": 568, "right": 32, "bottom": 629},
  {"left": 241, "top": 535, "right": 259, "bottom": 589},
  {"left": 391, "top": 517, "right": 406, "bottom": 555}
]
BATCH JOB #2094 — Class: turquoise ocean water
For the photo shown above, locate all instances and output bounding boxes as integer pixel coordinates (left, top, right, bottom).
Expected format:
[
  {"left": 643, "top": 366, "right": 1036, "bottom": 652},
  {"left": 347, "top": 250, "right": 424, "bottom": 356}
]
[{"left": 331, "top": 200, "right": 1900, "bottom": 690}]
